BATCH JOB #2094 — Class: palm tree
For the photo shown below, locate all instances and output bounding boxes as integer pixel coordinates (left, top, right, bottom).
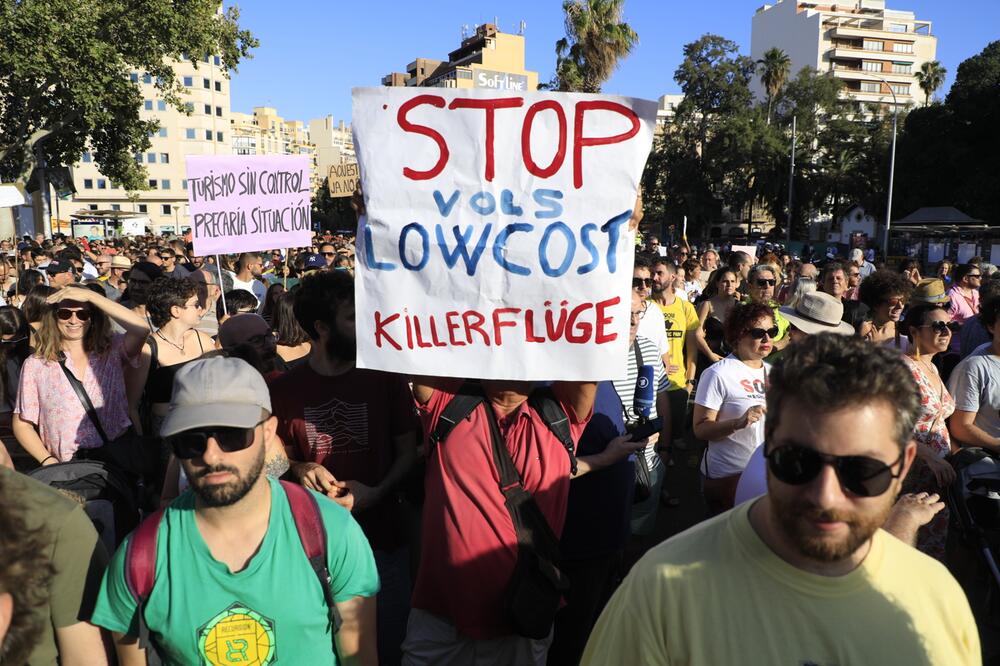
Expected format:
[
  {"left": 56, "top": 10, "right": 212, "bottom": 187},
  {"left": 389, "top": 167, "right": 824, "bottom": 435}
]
[
  {"left": 915, "top": 60, "right": 947, "bottom": 106},
  {"left": 555, "top": 0, "right": 639, "bottom": 93},
  {"left": 757, "top": 47, "right": 791, "bottom": 124}
]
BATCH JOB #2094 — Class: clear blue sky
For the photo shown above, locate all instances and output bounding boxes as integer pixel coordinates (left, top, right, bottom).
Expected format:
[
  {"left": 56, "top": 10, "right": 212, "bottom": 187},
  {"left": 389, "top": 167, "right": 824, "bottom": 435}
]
[{"left": 228, "top": 0, "right": 999, "bottom": 123}]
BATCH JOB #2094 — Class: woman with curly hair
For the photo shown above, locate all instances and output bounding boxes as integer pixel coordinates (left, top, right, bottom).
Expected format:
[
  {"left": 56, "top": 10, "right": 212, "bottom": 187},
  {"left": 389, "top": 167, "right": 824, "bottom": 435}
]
[
  {"left": 130, "top": 277, "right": 214, "bottom": 435},
  {"left": 859, "top": 269, "right": 913, "bottom": 348},
  {"left": 693, "top": 302, "right": 775, "bottom": 515}
]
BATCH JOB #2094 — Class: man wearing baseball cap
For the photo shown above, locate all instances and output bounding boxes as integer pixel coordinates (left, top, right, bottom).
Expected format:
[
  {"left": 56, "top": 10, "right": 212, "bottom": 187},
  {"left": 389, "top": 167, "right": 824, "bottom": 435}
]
[{"left": 90, "top": 357, "right": 379, "bottom": 664}]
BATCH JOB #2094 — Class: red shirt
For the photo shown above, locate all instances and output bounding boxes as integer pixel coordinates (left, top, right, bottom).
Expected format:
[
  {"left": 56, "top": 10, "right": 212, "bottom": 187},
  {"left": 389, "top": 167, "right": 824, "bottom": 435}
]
[
  {"left": 271, "top": 364, "right": 418, "bottom": 551},
  {"left": 413, "top": 382, "right": 590, "bottom": 639}
]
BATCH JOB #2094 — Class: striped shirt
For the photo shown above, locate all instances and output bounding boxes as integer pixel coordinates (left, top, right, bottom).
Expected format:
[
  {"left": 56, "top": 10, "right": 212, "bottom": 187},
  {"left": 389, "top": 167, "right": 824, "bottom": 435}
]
[{"left": 612, "top": 335, "right": 669, "bottom": 468}]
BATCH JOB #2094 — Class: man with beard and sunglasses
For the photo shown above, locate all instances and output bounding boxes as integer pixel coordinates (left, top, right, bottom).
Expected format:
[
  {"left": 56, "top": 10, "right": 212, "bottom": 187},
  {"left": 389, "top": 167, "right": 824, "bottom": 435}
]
[
  {"left": 582, "top": 334, "right": 979, "bottom": 665},
  {"left": 90, "top": 356, "right": 379, "bottom": 664},
  {"left": 270, "top": 270, "right": 419, "bottom": 666}
]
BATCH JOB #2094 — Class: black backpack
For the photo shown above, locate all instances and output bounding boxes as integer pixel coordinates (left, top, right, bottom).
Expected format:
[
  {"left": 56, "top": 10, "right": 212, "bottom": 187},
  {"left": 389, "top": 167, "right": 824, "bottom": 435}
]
[{"left": 29, "top": 459, "right": 141, "bottom": 554}]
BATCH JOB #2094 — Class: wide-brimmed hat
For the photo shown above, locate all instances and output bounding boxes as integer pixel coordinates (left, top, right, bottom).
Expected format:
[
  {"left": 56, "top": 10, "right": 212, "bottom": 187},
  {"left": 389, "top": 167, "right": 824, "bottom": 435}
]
[
  {"left": 110, "top": 255, "right": 132, "bottom": 270},
  {"left": 911, "top": 278, "right": 950, "bottom": 305},
  {"left": 778, "top": 292, "right": 854, "bottom": 335}
]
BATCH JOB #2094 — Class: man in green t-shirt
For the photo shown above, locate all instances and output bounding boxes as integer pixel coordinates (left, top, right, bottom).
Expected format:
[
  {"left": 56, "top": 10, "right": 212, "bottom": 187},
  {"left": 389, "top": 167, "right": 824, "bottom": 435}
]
[{"left": 91, "top": 357, "right": 379, "bottom": 665}]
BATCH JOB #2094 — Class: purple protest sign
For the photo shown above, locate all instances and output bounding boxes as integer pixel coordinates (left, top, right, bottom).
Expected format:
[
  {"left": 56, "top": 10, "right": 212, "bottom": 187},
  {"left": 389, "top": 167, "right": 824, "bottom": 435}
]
[{"left": 186, "top": 155, "right": 313, "bottom": 256}]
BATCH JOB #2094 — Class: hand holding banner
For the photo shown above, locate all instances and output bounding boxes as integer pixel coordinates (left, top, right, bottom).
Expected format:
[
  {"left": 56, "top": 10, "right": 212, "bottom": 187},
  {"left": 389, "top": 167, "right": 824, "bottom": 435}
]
[
  {"left": 352, "top": 87, "right": 657, "bottom": 381},
  {"left": 186, "top": 155, "right": 313, "bottom": 256}
]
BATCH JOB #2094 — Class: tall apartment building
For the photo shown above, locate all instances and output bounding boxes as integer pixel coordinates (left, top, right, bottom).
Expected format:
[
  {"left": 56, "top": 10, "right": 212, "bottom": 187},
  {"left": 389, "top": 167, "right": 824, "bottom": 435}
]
[
  {"left": 231, "top": 106, "right": 320, "bottom": 191},
  {"left": 71, "top": 55, "right": 234, "bottom": 233},
  {"left": 308, "top": 117, "right": 355, "bottom": 187},
  {"left": 381, "top": 23, "right": 538, "bottom": 92},
  {"left": 751, "top": 0, "right": 937, "bottom": 110}
]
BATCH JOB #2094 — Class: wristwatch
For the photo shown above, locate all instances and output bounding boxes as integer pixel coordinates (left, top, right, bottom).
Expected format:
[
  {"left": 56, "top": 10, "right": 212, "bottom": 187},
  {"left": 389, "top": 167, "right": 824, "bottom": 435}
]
[{"left": 685, "top": 378, "right": 697, "bottom": 388}]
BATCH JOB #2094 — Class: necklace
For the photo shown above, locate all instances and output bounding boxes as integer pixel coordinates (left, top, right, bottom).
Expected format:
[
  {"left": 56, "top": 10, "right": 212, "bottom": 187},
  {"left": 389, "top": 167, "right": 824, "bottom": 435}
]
[{"left": 156, "top": 329, "right": 186, "bottom": 353}]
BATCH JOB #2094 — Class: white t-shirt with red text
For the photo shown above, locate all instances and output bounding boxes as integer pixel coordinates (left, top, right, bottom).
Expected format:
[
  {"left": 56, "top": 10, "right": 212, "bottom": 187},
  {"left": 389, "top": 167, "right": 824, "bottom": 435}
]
[{"left": 695, "top": 355, "right": 770, "bottom": 477}]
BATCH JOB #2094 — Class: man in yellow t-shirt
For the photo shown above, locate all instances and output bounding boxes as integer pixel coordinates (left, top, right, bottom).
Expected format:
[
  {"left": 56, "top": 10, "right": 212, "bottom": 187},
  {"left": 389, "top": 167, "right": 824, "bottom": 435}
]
[
  {"left": 649, "top": 257, "right": 699, "bottom": 448},
  {"left": 583, "top": 335, "right": 980, "bottom": 666}
]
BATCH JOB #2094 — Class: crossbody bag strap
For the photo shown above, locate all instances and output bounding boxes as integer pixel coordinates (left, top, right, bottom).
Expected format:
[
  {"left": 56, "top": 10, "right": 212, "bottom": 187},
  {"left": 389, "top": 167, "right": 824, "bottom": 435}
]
[{"left": 59, "top": 358, "right": 110, "bottom": 445}]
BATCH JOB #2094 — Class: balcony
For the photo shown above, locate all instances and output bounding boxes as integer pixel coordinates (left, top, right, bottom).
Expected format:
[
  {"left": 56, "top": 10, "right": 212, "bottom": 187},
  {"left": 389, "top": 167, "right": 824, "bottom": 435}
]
[
  {"left": 829, "top": 46, "right": 915, "bottom": 62},
  {"left": 830, "top": 67, "right": 913, "bottom": 83},
  {"left": 829, "top": 25, "right": 919, "bottom": 41}
]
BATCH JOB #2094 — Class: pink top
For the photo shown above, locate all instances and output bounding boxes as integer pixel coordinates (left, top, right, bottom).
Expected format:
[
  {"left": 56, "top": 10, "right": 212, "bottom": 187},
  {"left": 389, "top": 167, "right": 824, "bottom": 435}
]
[
  {"left": 15, "top": 334, "right": 139, "bottom": 462},
  {"left": 902, "top": 355, "right": 955, "bottom": 457},
  {"left": 948, "top": 286, "right": 980, "bottom": 325}
]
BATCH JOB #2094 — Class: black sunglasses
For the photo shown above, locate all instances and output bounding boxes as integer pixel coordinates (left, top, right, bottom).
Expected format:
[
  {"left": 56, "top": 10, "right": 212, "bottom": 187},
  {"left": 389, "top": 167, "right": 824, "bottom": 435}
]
[
  {"left": 56, "top": 308, "right": 91, "bottom": 321},
  {"left": 766, "top": 444, "right": 904, "bottom": 497},
  {"left": 921, "top": 321, "right": 961, "bottom": 335},
  {"left": 632, "top": 277, "right": 651, "bottom": 288},
  {"left": 755, "top": 278, "right": 777, "bottom": 287},
  {"left": 749, "top": 326, "right": 779, "bottom": 340},
  {"left": 167, "top": 420, "right": 265, "bottom": 459}
]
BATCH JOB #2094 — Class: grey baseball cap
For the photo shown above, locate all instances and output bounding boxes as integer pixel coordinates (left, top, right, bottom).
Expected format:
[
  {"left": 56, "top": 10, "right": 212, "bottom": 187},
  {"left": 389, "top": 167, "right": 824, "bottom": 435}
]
[{"left": 159, "top": 356, "right": 272, "bottom": 438}]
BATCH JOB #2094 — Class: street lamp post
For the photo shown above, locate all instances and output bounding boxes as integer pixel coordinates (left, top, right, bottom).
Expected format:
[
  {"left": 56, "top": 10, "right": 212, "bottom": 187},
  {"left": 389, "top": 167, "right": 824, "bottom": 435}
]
[
  {"left": 172, "top": 205, "right": 180, "bottom": 235},
  {"left": 874, "top": 77, "right": 899, "bottom": 257}
]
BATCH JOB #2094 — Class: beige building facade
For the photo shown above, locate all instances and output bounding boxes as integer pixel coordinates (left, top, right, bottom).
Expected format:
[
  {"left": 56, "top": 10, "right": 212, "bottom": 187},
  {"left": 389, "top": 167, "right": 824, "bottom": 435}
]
[
  {"left": 71, "top": 55, "right": 234, "bottom": 233},
  {"left": 382, "top": 23, "right": 538, "bottom": 92},
  {"left": 308, "top": 116, "right": 355, "bottom": 188},
  {"left": 751, "top": 0, "right": 937, "bottom": 110},
  {"left": 231, "top": 106, "right": 320, "bottom": 191}
]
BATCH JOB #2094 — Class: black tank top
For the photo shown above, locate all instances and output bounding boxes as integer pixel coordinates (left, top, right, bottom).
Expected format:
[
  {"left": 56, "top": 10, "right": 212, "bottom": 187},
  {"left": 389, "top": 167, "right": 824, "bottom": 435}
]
[{"left": 144, "top": 333, "right": 206, "bottom": 404}]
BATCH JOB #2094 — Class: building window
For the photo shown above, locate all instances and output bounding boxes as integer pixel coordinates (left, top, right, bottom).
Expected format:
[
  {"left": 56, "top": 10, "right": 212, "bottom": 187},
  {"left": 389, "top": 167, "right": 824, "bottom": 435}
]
[
  {"left": 183, "top": 76, "right": 193, "bottom": 87},
  {"left": 160, "top": 153, "right": 169, "bottom": 164},
  {"left": 149, "top": 179, "right": 158, "bottom": 189},
  {"left": 185, "top": 128, "right": 196, "bottom": 139},
  {"left": 162, "top": 204, "right": 172, "bottom": 216},
  {"left": 215, "top": 106, "right": 222, "bottom": 117},
  {"left": 203, "top": 78, "right": 210, "bottom": 89},
  {"left": 146, "top": 152, "right": 156, "bottom": 164},
  {"left": 82, "top": 151, "right": 92, "bottom": 163},
  {"left": 89, "top": 204, "right": 98, "bottom": 211},
  {"left": 144, "top": 100, "right": 153, "bottom": 110},
  {"left": 158, "top": 128, "right": 167, "bottom": 137},
  {"left": 861, "top": 82, "right": 882, "bottom": 93},
  {"left": 213, "top": 55, "right": 221, "bottom": 66},
  {"left": 863, "top": 40, "right": 884, "bottom": 51},
  {"left": 888, "top": 23, "right": 908, "bottom": 33},
  {"left": 214, "top": 81, "right": 222, "bottom": 92},
  {"left": 182, "top": 179, "right": 188, "bottom": 190},
  {"left": 161, "top": 179, "right": 170, "bottom": 189},
  {"left": 157, "top": 100, "right": 167, "bottom": 111},
  {"left": 205, "top": 129, "right": 213, "bottom": 141},
  {"left": 111, "top": 204, "right": 121, "bottom": 211},
  {"left": 130, "top": 73, "right": 139, "bottom": 83},
  {"left": 892, "top": 42, "right": 914, "bottom": 53},
  {"left": 892, "top": 62, "right": 912, "bottom": 74},
  {"left": 862, "top": 61, "right": 881, "bottom": 72},
  {"left": 891, "top": 83, "right": 910, "bottom": 95},
  {"left": 142, "top": 74, "right": 152, "bottom": 84},
  {"left": 134, "top": 153, "right": 143, "bottom": 163},
  {"left": 84, "top": 179, "right": 94, "bottom": 189},
  {"left": 97, "top": 179, "right": 107, "bottom": 189},
  {"left": 138, "top": 204, "right": 148, "bottom": 213},
  {"left": 216, "top": 132, "right": 224, "bottom": 142},
  {"left": 204, "top": 104, "right": 211, "bottom": 114}
]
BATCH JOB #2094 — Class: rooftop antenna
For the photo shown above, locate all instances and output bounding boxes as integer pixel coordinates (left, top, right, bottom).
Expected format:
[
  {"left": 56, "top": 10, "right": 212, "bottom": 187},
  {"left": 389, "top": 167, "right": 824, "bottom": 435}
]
[
  {"left": 519, "top": 20, "right": 526, "bottom": 35},
  {"left": 461, "top": 24, "right": 469, "bottom": 39},
  {"left": 494, "top": 15, "right": 499, "bottom": 28}
]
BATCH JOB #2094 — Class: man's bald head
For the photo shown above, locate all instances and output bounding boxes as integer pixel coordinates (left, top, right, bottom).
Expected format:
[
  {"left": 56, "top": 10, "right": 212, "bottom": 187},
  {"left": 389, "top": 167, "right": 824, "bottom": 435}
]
[{"left": 799, "top": 263, "right": 819, "bottom": 280}]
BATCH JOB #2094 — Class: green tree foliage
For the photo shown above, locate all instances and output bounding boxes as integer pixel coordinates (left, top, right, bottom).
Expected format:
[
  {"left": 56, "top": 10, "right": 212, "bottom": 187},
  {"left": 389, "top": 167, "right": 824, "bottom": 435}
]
[
  {"left": 0, "top": 0, "right": 257, "bottom": 189},
  {"left": 914, "top": 60, "right": 947, "bottom": 107},
  {"left": 551, "top": 0, "right": 638, "bottom": 93},
  {"left": 757, "top": 47, "right": 791, "bottom": 123},
  {"left": 312, "top": 179, "right": 356, "bottom": 232},
  {"left": 896, "top": 41, "right": 1000, "bottom": 225}
]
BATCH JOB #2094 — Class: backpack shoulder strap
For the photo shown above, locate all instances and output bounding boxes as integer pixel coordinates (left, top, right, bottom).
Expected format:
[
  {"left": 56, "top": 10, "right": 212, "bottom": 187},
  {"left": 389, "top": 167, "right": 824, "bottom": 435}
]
[
  {"left": 428, "top": 383, "right": 484, "bottom": 448},
  {"left": 280, "top": 480, "right": 343, "bottom": 642},
  {"left": 124, "top": 507, "right": 165, "bottom": 655},
  {"left": 528, "top": 387, "right": 578, "bottom": 476}
]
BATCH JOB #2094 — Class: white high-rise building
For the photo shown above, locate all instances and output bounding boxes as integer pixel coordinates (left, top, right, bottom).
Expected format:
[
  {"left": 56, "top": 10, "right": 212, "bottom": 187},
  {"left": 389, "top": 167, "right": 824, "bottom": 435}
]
[{"left": 751, "top": 0, "right": 938, "bottom": 110}]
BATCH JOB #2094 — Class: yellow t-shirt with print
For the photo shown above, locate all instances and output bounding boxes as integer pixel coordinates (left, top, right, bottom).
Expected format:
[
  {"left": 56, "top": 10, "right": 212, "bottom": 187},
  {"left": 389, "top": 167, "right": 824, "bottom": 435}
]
[
  {"left": 652, "top": 297, "right": 699, "bottom": 390},
  {"left": 582, "top": 501, "right": 980, "bottom": 666}
]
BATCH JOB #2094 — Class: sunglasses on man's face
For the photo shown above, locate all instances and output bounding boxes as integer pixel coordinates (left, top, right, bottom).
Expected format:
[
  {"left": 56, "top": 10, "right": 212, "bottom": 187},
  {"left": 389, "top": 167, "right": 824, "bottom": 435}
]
[
  {"left": 56, "top": 308, "right": 91, "bottom": 321},
  {"left": 632, "top": 277, "right": 651, "bottom": 288},
  {"left": 167, "top": 421, "right": 264, "bottom": 459},
  {"left": 755, "top": 279, "right": 776, "bottom": 287},
  {"left": 921, "top": 321, "right": 960, "bottom": 335},
  {"left": 749, "top": 326, "right": 779, "bottom": 340},
  {"left": 765, "top": 444, "right": 904, "bottom": 497}
]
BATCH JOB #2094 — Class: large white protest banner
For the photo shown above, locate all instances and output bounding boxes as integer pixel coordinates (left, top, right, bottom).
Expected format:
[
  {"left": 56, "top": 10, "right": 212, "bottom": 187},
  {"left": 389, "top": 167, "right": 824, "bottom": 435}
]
[
  {"left": 186, "top": 155, "right": 312, "bottom": 256},
  {"left": 352, "top": 87, "right": 657, "bottom": 380}
]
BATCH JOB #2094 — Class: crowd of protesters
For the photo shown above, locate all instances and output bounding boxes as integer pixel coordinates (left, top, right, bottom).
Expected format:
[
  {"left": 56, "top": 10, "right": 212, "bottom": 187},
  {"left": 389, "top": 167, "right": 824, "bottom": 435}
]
[{"left": 0, "top": 216, "right": 991, "bottom": 665}]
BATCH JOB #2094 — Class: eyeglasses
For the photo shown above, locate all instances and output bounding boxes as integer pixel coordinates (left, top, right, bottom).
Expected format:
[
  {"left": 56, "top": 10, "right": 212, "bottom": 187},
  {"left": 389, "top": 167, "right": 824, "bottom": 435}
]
[
  {"left": 56, "top": 308, "right": 91, "bottom": 321},
  {"left": 749, "top": 326, "right": 779, "bottom": 340},
  {"left": 755, "top": 279, "right": 776, "bottom": 287},
  {"left": 968, "top": 273, "right": 982, "bottom": 279},
  {"left": 632, "top": 278, "right": 651, "bottom": 288},
  {"left": 180, "top": 301, "right": 204, "bottom": 311},
  {"left": 322, "top": 252, "right": 336, "bottom": 257},
  {"left": 159, "top": 255, "right": 174, "bottom": 261},
  {"left": 765, "top": 444, "right": 904, "bottom": 497},
  {"left": 167, "top": 420, "right": 265, "bottom": 459},
  {"left": 883, "top": 297, "right": 905, "bottom": 308},
  {"left": 920, "top": 321, "right": 960, "bottom": 335}
]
